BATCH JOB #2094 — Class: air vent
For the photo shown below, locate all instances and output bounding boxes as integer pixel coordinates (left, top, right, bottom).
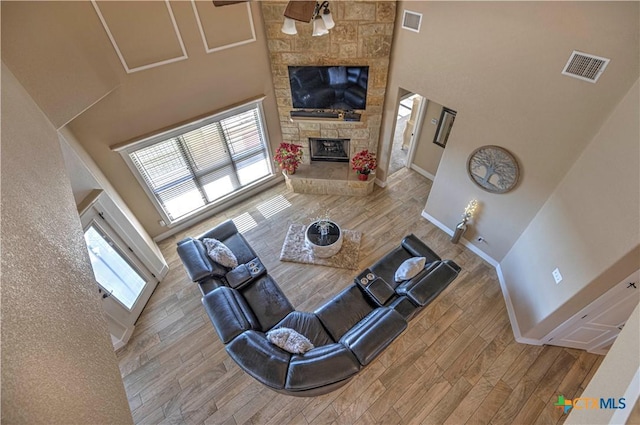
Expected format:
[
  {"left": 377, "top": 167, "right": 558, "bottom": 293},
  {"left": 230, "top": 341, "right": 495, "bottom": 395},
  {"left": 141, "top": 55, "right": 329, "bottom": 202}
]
[
  {"left": 562, "top": 51, "right": 610, "bottom": 83},
  {"left": 402, "top": 10, "right": 422, "bottom": 33}
]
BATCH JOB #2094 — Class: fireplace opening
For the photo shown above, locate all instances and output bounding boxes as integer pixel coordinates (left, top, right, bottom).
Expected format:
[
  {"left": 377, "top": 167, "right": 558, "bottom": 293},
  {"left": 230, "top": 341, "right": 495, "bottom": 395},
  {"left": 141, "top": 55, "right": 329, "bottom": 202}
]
[{"left": 309, "top": 138, "right": 350, "bottom": 162}]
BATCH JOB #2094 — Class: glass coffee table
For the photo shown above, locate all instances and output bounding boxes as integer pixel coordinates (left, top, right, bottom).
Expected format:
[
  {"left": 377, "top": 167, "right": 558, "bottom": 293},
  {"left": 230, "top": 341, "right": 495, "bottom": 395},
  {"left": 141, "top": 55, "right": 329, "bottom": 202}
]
[{"left": 305, "top": 220, "right": 343, "bottom": 258}]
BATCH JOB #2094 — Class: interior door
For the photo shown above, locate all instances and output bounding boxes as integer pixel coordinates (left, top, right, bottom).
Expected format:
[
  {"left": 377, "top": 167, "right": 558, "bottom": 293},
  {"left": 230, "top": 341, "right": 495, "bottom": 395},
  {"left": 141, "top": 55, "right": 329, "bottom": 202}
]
[
  {"left": 82, "top": 210, "right": 158, "bottom": 332},
  {"left": 544, "top": 270, "right": 639, "bottom": 354}
]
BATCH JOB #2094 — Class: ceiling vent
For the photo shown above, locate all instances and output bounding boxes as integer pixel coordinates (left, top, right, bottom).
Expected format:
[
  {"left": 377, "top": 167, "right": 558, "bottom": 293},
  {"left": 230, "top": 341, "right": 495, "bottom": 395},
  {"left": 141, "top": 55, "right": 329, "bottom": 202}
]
[
  {"left": 562, "top": 50, "right": 610, "bottom": 83},
  {"left": 402, "top": 10, "right": 422, "bottom": 33}
]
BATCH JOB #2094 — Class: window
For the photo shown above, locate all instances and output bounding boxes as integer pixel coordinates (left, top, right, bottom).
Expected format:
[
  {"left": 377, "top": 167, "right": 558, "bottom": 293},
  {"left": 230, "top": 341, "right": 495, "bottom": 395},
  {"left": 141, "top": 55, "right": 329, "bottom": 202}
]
[{"left": 119, "top": 100, "right": 272, "bottom": 223}]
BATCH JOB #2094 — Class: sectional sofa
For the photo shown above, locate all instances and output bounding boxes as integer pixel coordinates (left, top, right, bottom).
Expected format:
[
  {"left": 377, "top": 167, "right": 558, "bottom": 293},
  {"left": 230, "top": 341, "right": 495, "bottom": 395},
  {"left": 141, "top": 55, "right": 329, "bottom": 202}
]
[{"left": 177, "top": 220, "right": 460, "bottom": 396}]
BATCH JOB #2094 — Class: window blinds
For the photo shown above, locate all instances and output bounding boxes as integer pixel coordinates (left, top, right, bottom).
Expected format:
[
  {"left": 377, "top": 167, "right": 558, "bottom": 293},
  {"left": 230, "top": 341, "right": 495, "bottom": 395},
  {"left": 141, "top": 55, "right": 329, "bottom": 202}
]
[{"left": 128, "top": 106, "right": 270, "bottom": 222}]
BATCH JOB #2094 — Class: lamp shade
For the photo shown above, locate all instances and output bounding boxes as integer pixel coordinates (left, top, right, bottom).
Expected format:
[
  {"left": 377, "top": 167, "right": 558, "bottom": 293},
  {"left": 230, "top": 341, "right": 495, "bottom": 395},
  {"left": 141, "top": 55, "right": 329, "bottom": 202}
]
[
  {"left": 321, "top": 9, "right": 335, "bottom": 29},
  {"left": 281, "top": 17, "right": 298, "bottom": 35},
  {"left": 312, "top": 16, "right": 329, "bottom": 36}
]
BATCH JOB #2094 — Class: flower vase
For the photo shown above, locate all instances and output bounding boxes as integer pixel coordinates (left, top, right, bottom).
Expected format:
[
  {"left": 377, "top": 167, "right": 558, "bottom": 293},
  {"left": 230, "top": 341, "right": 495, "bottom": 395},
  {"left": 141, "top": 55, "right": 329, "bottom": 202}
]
[
  {"left": 357, "top": 172, "right": 369, "bottom": 181},
  {"left": 451, "top": 220, "right": 468, "bottom": 244},
  {"left": 287, "top": 168, "right": 295, "bottom": 175}
]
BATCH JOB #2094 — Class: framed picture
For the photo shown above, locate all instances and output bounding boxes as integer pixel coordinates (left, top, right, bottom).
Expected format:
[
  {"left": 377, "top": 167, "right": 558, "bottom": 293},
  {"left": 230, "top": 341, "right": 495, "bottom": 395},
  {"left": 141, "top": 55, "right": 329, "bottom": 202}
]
[
  {"left": 433, "top": 107, "right": 456, "bottom": 147},
  {"left": 467, "top": 145, "right": 520, "bottom": 193}
]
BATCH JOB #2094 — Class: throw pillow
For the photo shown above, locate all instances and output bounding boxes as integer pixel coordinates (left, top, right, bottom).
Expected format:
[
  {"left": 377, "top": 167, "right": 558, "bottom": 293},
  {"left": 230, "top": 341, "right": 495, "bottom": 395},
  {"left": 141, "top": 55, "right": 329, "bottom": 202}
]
[
  {"left": 202, "top": 238, "right": 238, "bottom": 269},
  {"left": 395, "top": 256, "right": 427, "bottom": 282},
  {"left": 266, "top": 327, "right": 314, "bottom": 354}
]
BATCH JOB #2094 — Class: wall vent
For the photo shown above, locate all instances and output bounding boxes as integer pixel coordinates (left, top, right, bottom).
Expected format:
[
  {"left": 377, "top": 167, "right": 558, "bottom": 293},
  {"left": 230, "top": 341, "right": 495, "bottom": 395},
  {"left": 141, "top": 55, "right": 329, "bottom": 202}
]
[
  {"left": 402, "top": 10, "right": 422, "bottom": 33},
  {"left": 562, "top": 50, "right": 610, "bottom": 83}
]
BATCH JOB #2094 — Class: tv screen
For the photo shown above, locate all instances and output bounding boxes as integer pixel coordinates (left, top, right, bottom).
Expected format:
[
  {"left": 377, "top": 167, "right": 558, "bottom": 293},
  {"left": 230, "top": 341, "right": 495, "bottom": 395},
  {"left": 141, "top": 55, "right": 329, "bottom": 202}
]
[{"left": 288, "top": 66, "right": 369, "bottom": 110}]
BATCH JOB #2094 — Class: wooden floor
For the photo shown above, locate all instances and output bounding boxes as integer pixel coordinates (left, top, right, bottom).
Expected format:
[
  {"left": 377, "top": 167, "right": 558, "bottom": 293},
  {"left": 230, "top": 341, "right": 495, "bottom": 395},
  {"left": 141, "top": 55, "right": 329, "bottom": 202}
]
[{"left": 117, "top": 168, "right": 603, "bottom": 425}]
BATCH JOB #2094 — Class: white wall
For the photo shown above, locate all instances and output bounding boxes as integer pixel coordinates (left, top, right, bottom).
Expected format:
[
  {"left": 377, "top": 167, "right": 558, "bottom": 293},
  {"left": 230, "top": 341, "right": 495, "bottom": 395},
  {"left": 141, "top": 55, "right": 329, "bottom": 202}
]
[{"left": 501, "top": 79, "right": 640, "bottom": 339}]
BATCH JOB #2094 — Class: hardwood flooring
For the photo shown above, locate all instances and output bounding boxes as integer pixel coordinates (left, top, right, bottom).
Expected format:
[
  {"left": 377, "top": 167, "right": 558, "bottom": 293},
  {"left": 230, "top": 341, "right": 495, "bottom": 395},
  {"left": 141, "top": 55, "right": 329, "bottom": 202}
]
[{"left": 116, "top": 168, "right": 603, "bottom": 425}]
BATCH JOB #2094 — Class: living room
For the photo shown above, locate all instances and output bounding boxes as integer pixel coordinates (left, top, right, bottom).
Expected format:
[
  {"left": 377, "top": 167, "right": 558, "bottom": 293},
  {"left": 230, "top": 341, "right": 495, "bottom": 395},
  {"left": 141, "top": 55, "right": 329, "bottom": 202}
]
[{"left": 2, "top": 1, "right": 638, "bottom": 424}]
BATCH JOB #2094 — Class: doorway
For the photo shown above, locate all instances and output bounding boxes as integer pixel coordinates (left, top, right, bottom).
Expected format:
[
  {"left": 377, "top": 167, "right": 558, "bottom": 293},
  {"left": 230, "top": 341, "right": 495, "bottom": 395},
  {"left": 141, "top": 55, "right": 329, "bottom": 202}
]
[
  {"left": 389, "top": 89, "right": 454, "bottom": 181},
  {"left": 389, "top": 91, "right": 424, "bottom": 176},
  {"left": 81, "top": 207, "right": 158, "bottom": 348}
]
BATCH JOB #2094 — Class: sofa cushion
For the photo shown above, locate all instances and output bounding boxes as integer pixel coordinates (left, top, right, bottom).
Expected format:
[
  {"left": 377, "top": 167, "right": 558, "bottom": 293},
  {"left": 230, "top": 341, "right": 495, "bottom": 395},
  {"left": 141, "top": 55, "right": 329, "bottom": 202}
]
[
  {"left": 177, "top": 238, "right": 227, "bottom": 279},
  {"left": 226, "top": 330, "right": 290, "bottom": 390},
  {"left": 197, "top": 276, "right": 225, "bottom": 296},
  {"left": 339, "top": 308, "right": 407, "bottom": 366},
  {"left": 240, "top": 275, "right": 294, "bottom": 331},
  {"left": 203, "top": 238, "right": 238, "bottom": 269},
  {"left": 286, "top": 343, "right": 361, "bottom": 391},
  {"left": 387, "top": 296, "right": 418, "bottom": 321},
  {"left": 266, "top": 327, "right": 314, "bottom": 354},
  {"left": 396, "top": 261, "right": 460, "bottom": 307},
  {"left": 222, "top": 233, "right": 258, "bottom": 264},
  {"left": 395, "top": 257, "right": 427, "bottom": 282},
  {"left": 202, "top": 287, "right": 259, "bottom": 344},
  {"left": 401, "top": 234, "right": 441, "bottom": 262},
  {"left": 274, "top": 311, "right": 334, "bottom": 347},
  {"left": 369, "top": 246, "right": 413, "bottom": 288},
  {"left": 199, "top": 219, "right": 238, "bottom": 241},
  {"left": 314, "top": 284, "right": 374, "bottom": 341}
]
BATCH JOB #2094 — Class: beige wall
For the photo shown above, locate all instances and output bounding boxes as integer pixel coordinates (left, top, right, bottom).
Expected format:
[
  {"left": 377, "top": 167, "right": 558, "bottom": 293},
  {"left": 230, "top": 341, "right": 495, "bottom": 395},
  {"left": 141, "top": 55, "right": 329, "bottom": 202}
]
[
  {"left": 501, "top": 79, "right": 640, "bottom": 339},
  {"left": 3, "top": 1, "right": 282, "bottom": 238},
  {"left": 1, "top": 1, "right": 120, "bottom": 129},
  {"left": 380, "top": 1, "right": 639, "bottom": 261},
  {"left": 1, "top": 63, "right": 132, "bottom": 424},
  {"left": 412, "top": 98, "right": 444, "bottom": 177}
]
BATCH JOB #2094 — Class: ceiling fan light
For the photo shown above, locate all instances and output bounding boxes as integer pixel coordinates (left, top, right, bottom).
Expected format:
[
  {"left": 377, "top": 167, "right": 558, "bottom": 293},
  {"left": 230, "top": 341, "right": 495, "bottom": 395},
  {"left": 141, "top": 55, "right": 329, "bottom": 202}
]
[
  {"left": 312, "top": 16, "right": 329, "bottom": 36},
  {"left": 281, "top": 17, "right": 298, "bottom": 35}
]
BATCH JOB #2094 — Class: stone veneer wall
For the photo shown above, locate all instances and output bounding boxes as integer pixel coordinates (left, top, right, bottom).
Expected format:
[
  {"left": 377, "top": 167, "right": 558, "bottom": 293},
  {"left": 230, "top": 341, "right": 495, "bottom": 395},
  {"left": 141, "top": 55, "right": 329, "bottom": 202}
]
[{"left": 260, "top": 1, "right": 396, "bottom": 165}]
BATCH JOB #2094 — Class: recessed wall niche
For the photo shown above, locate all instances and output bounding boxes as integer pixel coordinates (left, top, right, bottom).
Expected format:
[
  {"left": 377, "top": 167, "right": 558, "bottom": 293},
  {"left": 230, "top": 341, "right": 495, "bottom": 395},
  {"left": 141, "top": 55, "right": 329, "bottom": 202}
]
[{"left": 260, "top": 1, "right": 396, "bottom": 165}]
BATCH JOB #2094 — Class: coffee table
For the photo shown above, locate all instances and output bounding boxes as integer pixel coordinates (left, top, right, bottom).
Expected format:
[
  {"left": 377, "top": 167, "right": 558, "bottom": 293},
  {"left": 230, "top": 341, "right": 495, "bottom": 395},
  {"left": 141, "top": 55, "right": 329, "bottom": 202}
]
[{"left": 305, "top": 220, "right": 343, "bottom": 258}]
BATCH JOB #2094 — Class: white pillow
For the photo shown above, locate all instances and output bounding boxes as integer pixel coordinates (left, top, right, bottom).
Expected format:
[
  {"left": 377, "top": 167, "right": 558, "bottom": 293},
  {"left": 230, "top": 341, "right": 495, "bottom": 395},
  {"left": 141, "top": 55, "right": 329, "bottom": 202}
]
[
  {"left": 395, "top": 257, "right": 427, "bottom": 282},
  {"left": 266, "top": 327, "right": 314, "bottom": 354},
  {"left": 202, "top": 238, "right": 238, "bottom": 268}
]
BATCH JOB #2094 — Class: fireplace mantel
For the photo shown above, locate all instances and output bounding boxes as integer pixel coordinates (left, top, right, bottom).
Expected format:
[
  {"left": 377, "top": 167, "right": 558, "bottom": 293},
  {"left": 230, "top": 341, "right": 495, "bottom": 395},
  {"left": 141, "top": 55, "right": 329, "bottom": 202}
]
[{"left": 282, "top": 163, "right": 375, "bottom": 196}]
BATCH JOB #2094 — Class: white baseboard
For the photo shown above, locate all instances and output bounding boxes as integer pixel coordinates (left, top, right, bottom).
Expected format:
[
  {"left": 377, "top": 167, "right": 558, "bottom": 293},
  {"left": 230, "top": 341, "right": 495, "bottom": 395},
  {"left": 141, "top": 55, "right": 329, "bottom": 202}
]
[
  {"left": 374, "top": 178, "right": 386, "bottom": 188},
  {"left": 410, "top": 164, "right": 435, "bottom": 181},
  {"left": 112, "top": 326, "right": 134, "bottom": 351},
  {"left": 495, "top": 264, "right": 543, "bottom": 345},
  {"left": 420, "top": 210, "right": 542, "bottom": 346}
]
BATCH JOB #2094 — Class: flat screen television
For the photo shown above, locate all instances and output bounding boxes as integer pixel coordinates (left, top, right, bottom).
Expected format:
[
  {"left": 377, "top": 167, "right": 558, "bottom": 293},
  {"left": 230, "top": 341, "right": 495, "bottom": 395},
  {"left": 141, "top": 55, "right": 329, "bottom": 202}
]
[{"left": 288, "top": 66, "right": 369, "bottom": 110}]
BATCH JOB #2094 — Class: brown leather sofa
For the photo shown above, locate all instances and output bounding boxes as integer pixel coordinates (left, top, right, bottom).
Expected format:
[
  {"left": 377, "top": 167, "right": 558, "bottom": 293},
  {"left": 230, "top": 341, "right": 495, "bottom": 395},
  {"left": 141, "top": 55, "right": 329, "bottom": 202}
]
[{"left": 177, "top": 220, "right": 460, "bottom": 396}]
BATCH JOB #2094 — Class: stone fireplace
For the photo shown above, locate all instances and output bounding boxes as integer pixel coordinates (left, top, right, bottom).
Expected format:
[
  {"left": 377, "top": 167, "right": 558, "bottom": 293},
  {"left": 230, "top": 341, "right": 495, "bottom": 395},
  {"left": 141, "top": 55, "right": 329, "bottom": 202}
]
[
  {"left": 260, "top": 1, "right": 396, "bottom": 196},
  {"left": 309, "top": 138, "right": 350, "bottom": 162}
]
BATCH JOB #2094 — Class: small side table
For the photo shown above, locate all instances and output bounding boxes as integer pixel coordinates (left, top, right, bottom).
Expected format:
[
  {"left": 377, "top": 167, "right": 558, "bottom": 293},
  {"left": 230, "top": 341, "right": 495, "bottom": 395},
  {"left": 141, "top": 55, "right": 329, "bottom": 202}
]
[{"left": 305, "top": 220, "right": 343, "bottom": 258}]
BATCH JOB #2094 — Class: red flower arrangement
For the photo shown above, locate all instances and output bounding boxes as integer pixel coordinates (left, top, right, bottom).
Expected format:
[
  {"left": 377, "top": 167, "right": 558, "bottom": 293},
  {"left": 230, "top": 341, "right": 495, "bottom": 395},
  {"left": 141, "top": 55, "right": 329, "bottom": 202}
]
[
  {"left": 351, "top": 150, "right": 377, "bottom": 180},
  {"left": 274, "top": 142, "right": 303, "bottom": 174}
]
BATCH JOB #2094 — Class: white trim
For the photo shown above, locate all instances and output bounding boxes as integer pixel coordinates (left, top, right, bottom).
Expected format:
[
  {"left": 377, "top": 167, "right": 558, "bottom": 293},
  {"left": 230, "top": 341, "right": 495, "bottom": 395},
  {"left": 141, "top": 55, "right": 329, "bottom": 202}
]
[
  {"left": 406, "top": 96, "right": 427, "bottom": 168},
  {"left": 113, "top": 96, "right": 267, "bottom": 152},
  {"left": 116, "top": 98, "right": 271, "bottom": 226},
  {"left": 191, "top": 1, "right": 256, "bottom": 54},
  {"left": 374, "top": 178, "right": 386, "bottom": 188},
  {"left": 91, "top": 0, "right": 188, "bottom": 74},
  {"left": 420, "top": 210, "right": 543, "bottom": 345},
  {"left": 112, "top": 326, "right": 135, "bottom": 351},
  {"left": 496, "top": 264, "right": 544, "bottom": 345},
  {"left": 410, "top": 163, "right": 435, "bottom": 181}
]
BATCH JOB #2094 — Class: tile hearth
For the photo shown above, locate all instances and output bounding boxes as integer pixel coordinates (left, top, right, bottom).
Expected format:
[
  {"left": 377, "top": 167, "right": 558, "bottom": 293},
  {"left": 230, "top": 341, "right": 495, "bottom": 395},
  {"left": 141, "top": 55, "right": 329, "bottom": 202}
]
[{"left": 283, "top": 162, "right": 375, "bottom": 196}]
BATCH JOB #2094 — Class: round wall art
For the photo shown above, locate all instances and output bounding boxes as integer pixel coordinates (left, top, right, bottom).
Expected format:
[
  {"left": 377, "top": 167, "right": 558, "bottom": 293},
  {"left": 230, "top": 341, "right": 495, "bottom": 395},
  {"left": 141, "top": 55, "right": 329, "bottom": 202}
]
[{"left": 467, "top": 145, "right": 520, "bottom": 193}]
